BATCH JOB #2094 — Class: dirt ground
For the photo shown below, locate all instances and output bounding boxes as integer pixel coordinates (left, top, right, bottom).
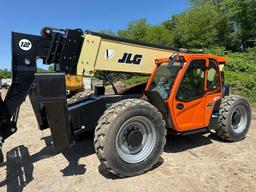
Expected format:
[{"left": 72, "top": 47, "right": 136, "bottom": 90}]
[{"left": 0, "top": 89, "right": 255, "bottom": 192}]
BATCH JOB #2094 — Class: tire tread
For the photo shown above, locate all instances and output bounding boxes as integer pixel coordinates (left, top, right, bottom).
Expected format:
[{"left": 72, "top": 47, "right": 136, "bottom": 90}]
[
  {"left": 215, "top": 95, "right": 251, "bottom": 141},
  {"left": 94, "top": 99, "right": 166, "bottom": 177}
]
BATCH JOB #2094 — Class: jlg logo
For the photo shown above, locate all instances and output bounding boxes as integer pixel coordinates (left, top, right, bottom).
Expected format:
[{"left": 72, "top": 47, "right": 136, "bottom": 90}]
[
  {"left": 18, "top": 39, "right": 32, "bottom": 51},
  {"left": 118, "top": 53, "right": 143, "bottom": 65}
]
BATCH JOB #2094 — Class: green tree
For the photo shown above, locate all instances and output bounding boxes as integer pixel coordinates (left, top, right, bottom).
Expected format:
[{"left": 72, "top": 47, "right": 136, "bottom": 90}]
[
  {"left": 163, "top": 15, "right": 179, "bottom": 31},
  {"left": 0, "top": 69, "right": 11, "bottom": 79},
  {"left": 48, "top": 65, "right": 55, "bottom": 72},
  {"left": 143, "top": 25, "right": 174, "bottom": 46},
  {"left": 188, "top": 0, "right": 256, "bottom": 49},
  {"left": 117, "top": 19, "right": 174, "bottom": 46},
  {"left": 118, "top": 19, "right": 149, "bottom": 40},
  {"left": 221, "top": 0, "right": 256, "bottom": 49},
  {"left": 172, "top": 4, "right": 220, "bottom": 48},
  {"left": 189, "top": 0, "right": 223, "bottom": 7},
  {"left": 37, "top": 68, "right": 48, "bottom": 72}
]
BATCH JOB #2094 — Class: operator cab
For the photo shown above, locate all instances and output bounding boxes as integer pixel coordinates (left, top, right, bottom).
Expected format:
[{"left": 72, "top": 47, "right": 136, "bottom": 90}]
[{"left": 146, "top": 53, "right": 226, "bottom": 133}]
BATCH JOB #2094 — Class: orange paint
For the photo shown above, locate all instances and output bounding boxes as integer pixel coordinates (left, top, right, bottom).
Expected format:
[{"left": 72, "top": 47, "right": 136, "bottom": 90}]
[{"left": 146, "top": 53, "right": 225, "bottom": 132}]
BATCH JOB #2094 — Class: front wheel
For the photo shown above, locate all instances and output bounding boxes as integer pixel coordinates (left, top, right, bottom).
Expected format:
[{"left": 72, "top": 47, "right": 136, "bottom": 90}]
[
  {"left": 94, "top": 99, "right": 166, "bottom": 177},
  {"left": 215, "top": 95, "right": 251, "bottom": 141}
]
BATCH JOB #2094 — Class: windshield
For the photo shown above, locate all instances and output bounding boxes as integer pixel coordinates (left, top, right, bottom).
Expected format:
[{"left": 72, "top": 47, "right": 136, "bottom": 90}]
[{"left": 149, "top": 59, "right": 183, "bottom": 99}]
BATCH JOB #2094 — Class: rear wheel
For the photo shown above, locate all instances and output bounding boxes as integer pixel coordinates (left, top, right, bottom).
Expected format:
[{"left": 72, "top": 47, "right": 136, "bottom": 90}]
[
  {"left": 94, "top": 99, "right": 166, "bottom": 177},
  {"left": 215, "top": 95, "right": 251, "bottom": 141}
]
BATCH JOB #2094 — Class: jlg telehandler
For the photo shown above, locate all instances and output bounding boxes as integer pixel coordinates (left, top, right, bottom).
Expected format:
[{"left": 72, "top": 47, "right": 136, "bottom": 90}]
[{"left": 0, "top": 27, "right": 251, "bottom": 177}]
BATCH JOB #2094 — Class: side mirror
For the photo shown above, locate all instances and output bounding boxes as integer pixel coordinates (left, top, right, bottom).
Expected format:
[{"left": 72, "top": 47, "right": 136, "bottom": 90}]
[{"left": 169, "top": 53, "right": 185, "bottom": 68}]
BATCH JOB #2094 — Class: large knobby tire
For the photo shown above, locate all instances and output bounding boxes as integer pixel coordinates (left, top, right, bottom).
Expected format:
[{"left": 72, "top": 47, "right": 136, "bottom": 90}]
[
  {"left": 94, "top": 99, "right": 166, "bottom": 177},
  {"left": 216, "top": 95, "right": 251, "bottom": 141}
]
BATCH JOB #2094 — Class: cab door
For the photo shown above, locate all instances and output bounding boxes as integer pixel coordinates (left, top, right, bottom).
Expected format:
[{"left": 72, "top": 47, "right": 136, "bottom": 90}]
[
  {"left": 204, "top": 59, "right": 222, "bottom": 126},
  {"left": 169, "top": 59, "right": 207, "bottom": 132}
]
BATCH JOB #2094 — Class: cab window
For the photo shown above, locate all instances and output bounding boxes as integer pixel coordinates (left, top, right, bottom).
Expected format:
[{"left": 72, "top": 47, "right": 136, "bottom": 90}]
[
  {"left": 149, "top": 59, "right": 183, "bottom": 100},
  {"left": 176, "top": 59, "right": 205, "bottom": 102},
  {"left": 207, "top": 59, "right": 220, "bottom": 93}
]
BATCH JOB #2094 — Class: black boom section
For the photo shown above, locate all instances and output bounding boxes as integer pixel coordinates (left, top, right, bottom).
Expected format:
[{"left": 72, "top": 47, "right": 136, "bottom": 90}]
[
  {"left": 43, "top": 28, "right": 84, "bottom": 74},
  {"left": 0, "top": 32, "right": 45, "bottom": 143},
  {"left": 0, "top": 28, "right": 84, "bottom": 146},
  {"left": 5, "top": 33, "right": 42, "bottom": 116}
]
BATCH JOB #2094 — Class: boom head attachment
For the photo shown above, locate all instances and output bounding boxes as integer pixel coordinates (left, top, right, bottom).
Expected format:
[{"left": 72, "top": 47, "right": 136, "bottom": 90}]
[{"left": 0, "top": 28, "right": 84, "bottom": 162}]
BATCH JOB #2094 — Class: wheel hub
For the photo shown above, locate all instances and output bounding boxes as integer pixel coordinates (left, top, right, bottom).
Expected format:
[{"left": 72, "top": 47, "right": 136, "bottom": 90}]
[
  {"left": 231, "top": 105, "right": 248, "bottom": 134},
  {"left": 232, "top": 111, "right": 241, "bottom": 126},
  {"left": 116, "top": 116, "right": 157, "bottom": 164},
  {"left": 126, "top": 129, "right": 143, "bottom": 149}
]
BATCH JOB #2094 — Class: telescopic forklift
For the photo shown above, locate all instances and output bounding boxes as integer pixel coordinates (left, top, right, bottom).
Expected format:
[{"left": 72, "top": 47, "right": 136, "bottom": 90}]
[{"left": 0, "top": 27, "right": 251, "bottom": 177}]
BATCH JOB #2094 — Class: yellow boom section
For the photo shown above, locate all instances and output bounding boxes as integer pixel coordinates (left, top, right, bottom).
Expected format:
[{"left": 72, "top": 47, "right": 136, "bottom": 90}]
[{"left": 77, "top": 33, "right": 173, "bottom": 76}]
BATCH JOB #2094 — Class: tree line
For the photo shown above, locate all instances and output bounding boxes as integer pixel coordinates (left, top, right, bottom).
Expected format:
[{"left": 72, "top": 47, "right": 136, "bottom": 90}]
[
  {"left": 0, "top": 69, "right": 11, "bottom": 79},
  {"left": 100, "top": 0, "right": 256, "bottom": 103},
  {"left": 102, "top": 0, "right": 256, "bottom": 51},
  {"left": 0, "top": 68, "right": 49, "bottom": 79}
]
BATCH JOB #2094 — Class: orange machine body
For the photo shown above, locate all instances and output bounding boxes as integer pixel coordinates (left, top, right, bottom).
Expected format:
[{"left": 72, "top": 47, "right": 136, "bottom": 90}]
[{"left": 146, "top": 53, "right": 227, "bottom": 133}]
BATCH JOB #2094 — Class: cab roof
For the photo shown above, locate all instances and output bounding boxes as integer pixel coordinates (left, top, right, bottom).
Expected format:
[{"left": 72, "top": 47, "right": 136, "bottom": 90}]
[
  {"left": 182, "top": 53, "right": 227, "bottom": 63},
  {"left": 155, "top": 53, "right": 227, "bottom": 65}
]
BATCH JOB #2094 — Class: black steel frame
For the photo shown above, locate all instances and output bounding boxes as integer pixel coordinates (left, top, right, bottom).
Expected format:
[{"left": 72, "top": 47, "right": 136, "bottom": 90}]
[
  {"left": 0, "top": 28, "right": 144, "bottom": 164},
  {"left": 0, "top": 28, "right": 84, "bottom": 145}
]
